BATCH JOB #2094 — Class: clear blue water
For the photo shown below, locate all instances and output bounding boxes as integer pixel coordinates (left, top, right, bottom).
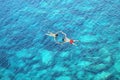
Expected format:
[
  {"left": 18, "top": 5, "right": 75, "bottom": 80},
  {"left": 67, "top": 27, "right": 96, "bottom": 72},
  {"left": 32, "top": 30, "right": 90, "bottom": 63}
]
[{"left": 0, "top": 0, "right": 120, "bottom": 80}]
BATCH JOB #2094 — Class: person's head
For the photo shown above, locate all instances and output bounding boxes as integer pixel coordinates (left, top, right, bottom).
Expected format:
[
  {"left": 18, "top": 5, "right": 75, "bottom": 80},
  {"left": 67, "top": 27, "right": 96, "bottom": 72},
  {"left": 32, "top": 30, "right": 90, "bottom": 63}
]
[
  {"left": 55, "top": 34, "right": 58, "bottom": 37},
  {"left": 62, "top": 38, "right": 65, "bottom": 42}
]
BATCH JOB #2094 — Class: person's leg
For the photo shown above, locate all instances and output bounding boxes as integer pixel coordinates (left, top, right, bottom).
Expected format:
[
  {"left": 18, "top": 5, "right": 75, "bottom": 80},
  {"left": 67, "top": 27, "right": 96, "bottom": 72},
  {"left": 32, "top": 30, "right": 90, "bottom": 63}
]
[
  {"left": 72, "top": 43, "right": 77, "bottom": 46},
  {"left": 74, "top": 40, "right": 80, "bottom": 42},
  {"left": 72, "top": 40, "right": 80, "bottom": 46}
]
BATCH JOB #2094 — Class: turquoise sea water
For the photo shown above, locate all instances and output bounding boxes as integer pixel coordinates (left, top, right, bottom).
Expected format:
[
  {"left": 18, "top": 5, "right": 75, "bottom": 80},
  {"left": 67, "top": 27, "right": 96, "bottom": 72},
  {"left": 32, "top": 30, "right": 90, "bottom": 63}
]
[{"left": 0, "top": 0, "right": 120, "bottom": 80}]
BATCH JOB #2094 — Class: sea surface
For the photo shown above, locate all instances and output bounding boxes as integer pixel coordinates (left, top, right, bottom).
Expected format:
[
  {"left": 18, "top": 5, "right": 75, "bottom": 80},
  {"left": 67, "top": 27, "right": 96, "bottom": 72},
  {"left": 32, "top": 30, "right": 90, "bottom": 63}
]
[{"left": 0, "top": 0, "right": 120, "bottom": 80}]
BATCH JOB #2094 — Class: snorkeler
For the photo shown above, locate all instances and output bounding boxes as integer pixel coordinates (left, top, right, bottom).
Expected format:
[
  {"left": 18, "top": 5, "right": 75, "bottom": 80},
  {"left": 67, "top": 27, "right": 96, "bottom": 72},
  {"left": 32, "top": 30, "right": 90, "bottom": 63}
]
[{"left": 46, "top": 31, "right": 79, "bottom": 46}]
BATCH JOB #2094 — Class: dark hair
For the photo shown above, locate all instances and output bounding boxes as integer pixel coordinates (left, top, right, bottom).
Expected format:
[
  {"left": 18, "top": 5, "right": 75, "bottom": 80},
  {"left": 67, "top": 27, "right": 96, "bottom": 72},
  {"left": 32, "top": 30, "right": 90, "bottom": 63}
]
[
  {"left": 56, "top": 34, "right": 58, "bottom": 37},
  {"left": 62, "top": 38, "right": 65, "bottom": 41}
]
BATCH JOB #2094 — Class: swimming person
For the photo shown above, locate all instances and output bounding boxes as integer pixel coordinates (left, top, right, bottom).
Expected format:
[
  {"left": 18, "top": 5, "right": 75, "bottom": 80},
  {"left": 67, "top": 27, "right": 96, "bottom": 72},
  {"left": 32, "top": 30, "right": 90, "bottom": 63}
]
[
  {"left": 45, "top": 31, "right": 61, "bottom": 41},
  {"left": 61, "top": 31, "right": 79, "bottom": 46},
  {"left": 46, "top": 31, "right": 79, "bottom": 46}
]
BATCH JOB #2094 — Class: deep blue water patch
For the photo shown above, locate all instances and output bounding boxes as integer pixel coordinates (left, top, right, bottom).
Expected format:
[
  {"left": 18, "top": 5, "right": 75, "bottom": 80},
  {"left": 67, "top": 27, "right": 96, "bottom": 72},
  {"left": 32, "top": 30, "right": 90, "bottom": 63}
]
[
  {"left": 0, "top": 50, "right": 10, "bottom": 68},
  {"left": 0, "top": 0, "right": 120, "bottom": 80}
]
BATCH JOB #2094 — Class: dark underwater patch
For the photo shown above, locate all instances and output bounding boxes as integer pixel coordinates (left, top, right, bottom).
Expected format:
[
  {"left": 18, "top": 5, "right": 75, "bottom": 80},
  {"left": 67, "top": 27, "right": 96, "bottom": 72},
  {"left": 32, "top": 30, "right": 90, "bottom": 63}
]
[{"left": 0, "top": 50, "right": 10, "bottom": 68}]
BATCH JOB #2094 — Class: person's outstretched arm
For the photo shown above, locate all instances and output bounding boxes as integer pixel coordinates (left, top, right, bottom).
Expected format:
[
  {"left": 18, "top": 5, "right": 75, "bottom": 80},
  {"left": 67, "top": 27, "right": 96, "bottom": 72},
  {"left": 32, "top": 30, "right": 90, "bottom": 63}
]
[
  {"left": 56, "top": 31, "right": 67, "bottom": 37},
  {"left": 46, "top": 31, "right": 56, "bottom": 37},
  {"left": 45, "top": 31, "right": 51, "bottom": 35}
]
